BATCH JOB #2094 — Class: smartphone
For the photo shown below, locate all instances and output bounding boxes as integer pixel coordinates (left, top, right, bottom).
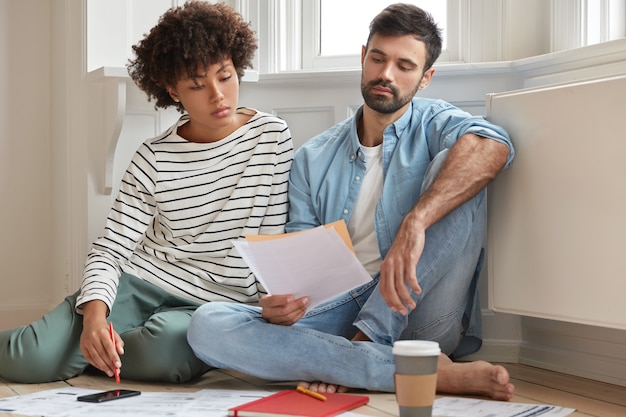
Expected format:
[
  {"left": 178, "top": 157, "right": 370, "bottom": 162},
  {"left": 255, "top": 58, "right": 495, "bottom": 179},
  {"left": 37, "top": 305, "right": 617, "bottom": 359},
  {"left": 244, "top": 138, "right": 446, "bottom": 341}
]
[{"left": 77, "top": 389, "right": 141, "bottom": 403}]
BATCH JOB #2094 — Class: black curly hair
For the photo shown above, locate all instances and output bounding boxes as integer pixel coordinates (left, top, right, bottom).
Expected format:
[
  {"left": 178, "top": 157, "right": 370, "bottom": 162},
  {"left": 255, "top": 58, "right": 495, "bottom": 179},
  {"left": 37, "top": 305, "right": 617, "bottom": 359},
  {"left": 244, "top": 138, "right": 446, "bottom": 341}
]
[{"left": 127, "top": 1, "right": 257, "bottom": 112}]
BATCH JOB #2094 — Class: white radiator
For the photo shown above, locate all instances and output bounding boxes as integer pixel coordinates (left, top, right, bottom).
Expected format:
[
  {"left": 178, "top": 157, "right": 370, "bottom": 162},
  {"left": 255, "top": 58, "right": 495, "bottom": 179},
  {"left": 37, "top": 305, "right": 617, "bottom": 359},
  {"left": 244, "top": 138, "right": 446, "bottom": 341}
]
[{"left": 486, "top": 74, "right": 626, "bottom": 331}]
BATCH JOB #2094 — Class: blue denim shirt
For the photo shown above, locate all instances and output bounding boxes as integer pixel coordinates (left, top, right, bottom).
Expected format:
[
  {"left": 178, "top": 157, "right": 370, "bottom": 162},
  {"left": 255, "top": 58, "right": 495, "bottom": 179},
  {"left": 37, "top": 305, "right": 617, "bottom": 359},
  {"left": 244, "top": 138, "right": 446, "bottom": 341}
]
[{"left": 286, "top": 97, "right": 514, "bottom": 260}]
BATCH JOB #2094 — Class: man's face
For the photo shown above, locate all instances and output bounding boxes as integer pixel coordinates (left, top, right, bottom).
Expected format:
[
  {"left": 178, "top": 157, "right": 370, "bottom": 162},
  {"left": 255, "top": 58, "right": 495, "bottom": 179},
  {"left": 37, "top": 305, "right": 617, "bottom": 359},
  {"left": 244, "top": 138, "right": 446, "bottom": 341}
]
[{"left": 360, "top": 33, "right": 434, "bottom": 115}]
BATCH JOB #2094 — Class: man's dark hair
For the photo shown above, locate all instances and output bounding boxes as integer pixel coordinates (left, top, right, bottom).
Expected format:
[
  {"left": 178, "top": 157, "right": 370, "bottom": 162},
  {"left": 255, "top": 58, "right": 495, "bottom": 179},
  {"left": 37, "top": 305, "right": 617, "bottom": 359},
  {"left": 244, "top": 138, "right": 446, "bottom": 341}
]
[
  {"left": 127, "top": 1, "right": 257, "bottom": 111},
  {"left": 366, "top": 3, "right": 442, "bottom": 71}
]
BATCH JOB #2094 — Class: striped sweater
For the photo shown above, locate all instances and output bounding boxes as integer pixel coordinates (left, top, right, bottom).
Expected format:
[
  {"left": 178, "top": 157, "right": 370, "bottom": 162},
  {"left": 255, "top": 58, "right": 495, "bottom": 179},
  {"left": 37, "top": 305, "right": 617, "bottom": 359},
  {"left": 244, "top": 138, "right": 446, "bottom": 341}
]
[{"left": 77, "top": 109, "right": 293, "bottom": 311}]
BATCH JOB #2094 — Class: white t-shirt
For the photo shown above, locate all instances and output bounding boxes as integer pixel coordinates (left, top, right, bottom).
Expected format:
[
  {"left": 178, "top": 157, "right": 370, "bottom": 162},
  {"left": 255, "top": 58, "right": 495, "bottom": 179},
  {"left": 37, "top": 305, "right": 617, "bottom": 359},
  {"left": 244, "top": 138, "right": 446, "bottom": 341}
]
[{"left": 347, "top": 144, "right": 384, "bottom": 275}]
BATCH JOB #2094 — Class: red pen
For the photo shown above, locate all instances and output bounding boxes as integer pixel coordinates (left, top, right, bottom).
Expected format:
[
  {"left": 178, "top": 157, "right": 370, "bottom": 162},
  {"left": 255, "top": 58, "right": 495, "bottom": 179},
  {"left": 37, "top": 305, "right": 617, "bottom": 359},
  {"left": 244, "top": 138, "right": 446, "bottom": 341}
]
[{"left": 109, "top": 322, "right": 120, "bottom": 383}]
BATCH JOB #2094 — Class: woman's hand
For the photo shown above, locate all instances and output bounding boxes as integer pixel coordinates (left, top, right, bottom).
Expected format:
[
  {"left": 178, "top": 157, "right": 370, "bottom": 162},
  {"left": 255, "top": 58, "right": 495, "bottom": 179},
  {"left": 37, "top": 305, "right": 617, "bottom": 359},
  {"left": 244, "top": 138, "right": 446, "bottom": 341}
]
[{"left": 79, "top": 301, "right": 124, "bottom": 378}]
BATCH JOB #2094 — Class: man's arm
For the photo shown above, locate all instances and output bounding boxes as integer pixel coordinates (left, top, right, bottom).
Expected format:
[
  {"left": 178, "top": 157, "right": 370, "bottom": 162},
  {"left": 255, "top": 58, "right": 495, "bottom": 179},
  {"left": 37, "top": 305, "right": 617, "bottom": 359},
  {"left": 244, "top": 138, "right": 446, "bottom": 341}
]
[{"left": 379, "top": 133, "right": 510, "bottom": 315}]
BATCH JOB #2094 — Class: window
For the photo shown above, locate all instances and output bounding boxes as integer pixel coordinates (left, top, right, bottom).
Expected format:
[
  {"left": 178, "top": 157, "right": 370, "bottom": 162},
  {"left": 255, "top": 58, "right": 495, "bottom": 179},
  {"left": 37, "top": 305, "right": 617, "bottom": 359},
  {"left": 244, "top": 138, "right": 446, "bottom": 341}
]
[
  {"left": 319, "top": 1, "right": 447, "bottom": 56},
  {"left": 302, "top": 0, "right": 454, "bottom": 70},
  {"left": 242, "top": 0, "right": 626, "bottom": 74},
  {"left": 242, "top": 0, "right": 455, "bottom": 72},
  {"left": 584, "top": 0, "right": 625, "bottom": 45},
  {"left": 551, "top": 0, "right": 625, "bottom": 51}
]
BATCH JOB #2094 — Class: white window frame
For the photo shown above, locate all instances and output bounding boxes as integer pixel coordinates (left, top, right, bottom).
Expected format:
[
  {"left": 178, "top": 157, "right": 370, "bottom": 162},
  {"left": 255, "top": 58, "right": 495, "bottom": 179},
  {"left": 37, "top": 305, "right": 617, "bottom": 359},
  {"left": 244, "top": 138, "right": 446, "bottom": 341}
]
[
  {"left": 238, "top": 0, "right": 463, "bottom": 72},
  {"left": 301, "top": 0, "right": 461, "bottom": 70},
  {"left": 551, "top": 0, "right": 625, "bottom": 51},
  {"left": 583, "top": 0, "right": 625, "bottom": 45},
  {"left": 239, "top": 0, "right": 625, "bottom": 74}
]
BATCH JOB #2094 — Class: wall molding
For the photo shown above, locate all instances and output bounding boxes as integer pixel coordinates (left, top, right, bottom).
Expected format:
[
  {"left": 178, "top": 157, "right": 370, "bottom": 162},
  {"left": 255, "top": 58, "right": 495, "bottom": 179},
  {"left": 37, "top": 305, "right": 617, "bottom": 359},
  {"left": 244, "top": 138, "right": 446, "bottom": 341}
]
[{"left": 86, "top": 67, "right": 128, "bottom": 195}]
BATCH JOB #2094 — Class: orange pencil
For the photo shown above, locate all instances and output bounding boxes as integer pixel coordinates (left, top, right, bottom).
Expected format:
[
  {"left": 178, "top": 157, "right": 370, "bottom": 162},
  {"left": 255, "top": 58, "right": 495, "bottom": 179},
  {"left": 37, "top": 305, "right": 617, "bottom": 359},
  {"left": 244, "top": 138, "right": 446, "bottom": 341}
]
[{"left": 296, "top": 386, "right": 327, "bottom": 401}]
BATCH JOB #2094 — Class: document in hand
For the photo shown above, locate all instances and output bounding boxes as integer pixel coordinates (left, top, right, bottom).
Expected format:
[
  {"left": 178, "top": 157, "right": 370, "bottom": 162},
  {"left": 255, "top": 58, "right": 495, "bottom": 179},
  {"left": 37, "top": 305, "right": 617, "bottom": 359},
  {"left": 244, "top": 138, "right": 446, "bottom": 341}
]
[
  {"left": 232, "top": 221, "right": 372, "bottom": 309},
  {"left": 228, "top": 389, "right": 369, "bottom": 417}
]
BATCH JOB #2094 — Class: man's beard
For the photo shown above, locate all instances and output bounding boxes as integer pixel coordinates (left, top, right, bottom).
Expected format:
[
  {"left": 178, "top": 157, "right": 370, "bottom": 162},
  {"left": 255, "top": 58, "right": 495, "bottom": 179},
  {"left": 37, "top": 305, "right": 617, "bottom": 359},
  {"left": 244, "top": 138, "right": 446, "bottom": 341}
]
[{"left": 361, "top": 79, "right": 420, "bottom": 114}]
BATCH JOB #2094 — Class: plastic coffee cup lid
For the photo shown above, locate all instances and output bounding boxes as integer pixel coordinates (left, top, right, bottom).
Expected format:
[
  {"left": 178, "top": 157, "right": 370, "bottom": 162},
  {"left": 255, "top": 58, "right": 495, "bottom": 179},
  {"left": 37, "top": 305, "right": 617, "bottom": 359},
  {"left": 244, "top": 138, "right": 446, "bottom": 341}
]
[{"left": 392, "top": 340, "right": 441, "bottom": 356}]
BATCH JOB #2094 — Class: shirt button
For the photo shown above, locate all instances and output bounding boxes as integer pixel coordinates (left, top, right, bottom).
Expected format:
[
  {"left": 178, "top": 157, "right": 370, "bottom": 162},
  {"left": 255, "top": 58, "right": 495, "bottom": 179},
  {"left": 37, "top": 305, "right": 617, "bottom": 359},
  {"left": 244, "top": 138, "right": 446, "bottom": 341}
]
[
  {"left": 343, "top": 209, "right": 349, "bottom": 214},
  {"left": 350, "top": 155, "right": 355, "bottom": 161},
  {"left": 355, "top": 176, "right": 361, "bottom": 181}
]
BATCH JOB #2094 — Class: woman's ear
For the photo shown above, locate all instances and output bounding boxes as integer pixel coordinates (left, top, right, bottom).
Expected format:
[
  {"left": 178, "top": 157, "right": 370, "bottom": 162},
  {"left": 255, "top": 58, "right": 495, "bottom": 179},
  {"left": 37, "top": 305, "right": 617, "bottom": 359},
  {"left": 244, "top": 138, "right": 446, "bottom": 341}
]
[{"left": 168, "top": 87, "right": 180, "bottom": 103}]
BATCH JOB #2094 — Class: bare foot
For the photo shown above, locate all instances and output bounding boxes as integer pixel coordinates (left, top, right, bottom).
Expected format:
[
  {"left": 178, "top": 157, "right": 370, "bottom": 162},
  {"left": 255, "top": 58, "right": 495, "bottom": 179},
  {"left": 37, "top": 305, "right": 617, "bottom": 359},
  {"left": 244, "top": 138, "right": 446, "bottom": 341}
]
[
  {"left": 297, "top": 381, "right": 349, "bottom": 394},
  {"left": 295, "top": 331, "right": 373, "bottom": 394},
  {"left": 436, "top": 355, "right": 515, "bottom": 401}
]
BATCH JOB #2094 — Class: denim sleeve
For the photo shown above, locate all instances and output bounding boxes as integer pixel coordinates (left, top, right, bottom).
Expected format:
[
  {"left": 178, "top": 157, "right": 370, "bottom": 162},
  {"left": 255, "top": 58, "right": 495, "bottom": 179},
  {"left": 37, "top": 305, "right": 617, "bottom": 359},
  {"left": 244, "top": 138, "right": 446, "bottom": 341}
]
[
  {"left": 286, "top": 147, "right": 322, "bottom": 233},
  {"left": 466, "top": 122, "right": 515, "bottom": 168},
  {"left": 425, "top": 101, "right": 515, "bottom": 168}
]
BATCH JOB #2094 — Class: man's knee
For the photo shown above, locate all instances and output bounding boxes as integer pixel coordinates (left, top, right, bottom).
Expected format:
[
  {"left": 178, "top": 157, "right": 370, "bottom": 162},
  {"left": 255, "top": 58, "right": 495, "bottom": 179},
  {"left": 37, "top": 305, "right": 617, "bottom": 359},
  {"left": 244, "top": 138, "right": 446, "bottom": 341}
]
[
  {"left": 187, "top": 303, "right": 236, "bottom": 351},
  {"left": 187, "top": 302, "right": 262, "bottom": 369}
]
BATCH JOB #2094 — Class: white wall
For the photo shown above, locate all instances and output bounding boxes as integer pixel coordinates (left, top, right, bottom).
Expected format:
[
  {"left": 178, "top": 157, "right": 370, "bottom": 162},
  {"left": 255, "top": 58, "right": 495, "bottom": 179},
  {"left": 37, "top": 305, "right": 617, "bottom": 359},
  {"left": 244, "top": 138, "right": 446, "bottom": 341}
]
[{"left": 0, "top": 0, "right": 53, "bottom": 326}]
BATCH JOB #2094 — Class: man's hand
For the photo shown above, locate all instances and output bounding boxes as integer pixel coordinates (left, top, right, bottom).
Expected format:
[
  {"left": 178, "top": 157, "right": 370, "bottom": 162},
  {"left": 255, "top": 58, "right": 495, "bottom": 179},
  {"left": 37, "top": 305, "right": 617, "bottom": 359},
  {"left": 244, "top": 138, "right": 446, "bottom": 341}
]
[
  {"left": 260, "top": 294, "right": 310, "bottom": 325},
  {"left": 79, "top": 301, "right": 123, "bottom": 378},
  {"left": 379, "top": 212, "right": 425, "bottom": 316}
]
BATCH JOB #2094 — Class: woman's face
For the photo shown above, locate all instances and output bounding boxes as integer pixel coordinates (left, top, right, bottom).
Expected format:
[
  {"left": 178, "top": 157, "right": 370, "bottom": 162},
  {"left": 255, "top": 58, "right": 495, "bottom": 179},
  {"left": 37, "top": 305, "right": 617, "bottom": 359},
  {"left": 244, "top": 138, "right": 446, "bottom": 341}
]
[{"left": 168, "top": 58, "right": 241, "bottom": 142}]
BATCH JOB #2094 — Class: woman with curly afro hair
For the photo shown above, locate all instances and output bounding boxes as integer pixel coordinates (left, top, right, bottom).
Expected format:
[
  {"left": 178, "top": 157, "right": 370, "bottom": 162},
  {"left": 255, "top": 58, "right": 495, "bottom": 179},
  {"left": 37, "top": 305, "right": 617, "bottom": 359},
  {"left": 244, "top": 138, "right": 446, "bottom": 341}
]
[{"left": 0, "top": 2, "right": 293, "bottom": 384}]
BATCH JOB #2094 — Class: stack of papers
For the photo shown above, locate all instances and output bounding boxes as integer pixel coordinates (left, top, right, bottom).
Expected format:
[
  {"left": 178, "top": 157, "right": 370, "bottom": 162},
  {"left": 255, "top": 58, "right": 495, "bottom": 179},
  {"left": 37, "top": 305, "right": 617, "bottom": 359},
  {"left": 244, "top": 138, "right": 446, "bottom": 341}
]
[
  {"left": 0, "top": 388, "right": 270, "bottom": 417},
  {"left": 233, "top": 221, "right": 372, "bottom": 309},
  {"left": 0, "top": 388, "right": 576, "bottom": 417}
]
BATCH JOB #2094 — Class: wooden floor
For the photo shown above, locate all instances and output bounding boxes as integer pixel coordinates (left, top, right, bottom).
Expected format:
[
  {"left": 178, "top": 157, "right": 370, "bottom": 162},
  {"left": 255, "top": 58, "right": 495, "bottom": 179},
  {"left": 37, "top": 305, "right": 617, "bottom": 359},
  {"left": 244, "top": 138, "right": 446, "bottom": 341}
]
[{"left": 1, "top": 363, "right": 626, "bottom": 416}]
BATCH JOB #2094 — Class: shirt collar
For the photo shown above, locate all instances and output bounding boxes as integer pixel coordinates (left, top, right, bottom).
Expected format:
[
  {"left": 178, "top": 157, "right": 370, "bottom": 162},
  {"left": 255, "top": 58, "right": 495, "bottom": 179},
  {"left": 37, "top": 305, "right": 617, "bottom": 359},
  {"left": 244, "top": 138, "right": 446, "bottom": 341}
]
[
  {"left": 349, "top": 106, "right": 365, "bottom": 161},
  {"left": 349, "top": 99, "right": 415, "bottom": 159},
  {"left": 385, "top": 99, "right": 414, "bottom": 139}
]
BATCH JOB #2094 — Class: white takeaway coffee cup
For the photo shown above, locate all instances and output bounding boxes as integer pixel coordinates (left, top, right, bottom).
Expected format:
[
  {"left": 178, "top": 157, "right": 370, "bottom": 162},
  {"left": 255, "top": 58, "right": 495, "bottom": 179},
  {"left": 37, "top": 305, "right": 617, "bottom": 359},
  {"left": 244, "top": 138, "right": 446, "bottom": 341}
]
[{"left": 392, "top": 340, "right": 441, "bottom": 417}]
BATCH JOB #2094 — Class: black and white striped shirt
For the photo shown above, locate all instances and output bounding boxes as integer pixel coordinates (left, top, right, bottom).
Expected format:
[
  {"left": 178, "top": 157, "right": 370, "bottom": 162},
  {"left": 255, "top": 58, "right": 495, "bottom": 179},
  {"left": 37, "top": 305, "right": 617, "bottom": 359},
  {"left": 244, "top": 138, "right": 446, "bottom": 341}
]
[{"left": 77, "top": 109, "right": 293, "bottom": 311}]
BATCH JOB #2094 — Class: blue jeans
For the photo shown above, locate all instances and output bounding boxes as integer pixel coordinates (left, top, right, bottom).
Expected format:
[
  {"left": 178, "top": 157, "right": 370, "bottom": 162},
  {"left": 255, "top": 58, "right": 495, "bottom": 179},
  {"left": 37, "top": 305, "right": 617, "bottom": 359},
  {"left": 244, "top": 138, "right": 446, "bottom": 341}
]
[{"left": 187, "top": 150, "right": 486, "bottom": 392}]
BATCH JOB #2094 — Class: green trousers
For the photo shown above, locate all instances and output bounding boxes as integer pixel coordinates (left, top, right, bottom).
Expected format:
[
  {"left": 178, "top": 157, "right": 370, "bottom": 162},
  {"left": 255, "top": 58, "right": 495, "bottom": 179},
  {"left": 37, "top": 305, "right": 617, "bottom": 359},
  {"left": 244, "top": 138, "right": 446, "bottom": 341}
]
[{"left": 0, "top": 273, "right": 211, "bottom": 383}]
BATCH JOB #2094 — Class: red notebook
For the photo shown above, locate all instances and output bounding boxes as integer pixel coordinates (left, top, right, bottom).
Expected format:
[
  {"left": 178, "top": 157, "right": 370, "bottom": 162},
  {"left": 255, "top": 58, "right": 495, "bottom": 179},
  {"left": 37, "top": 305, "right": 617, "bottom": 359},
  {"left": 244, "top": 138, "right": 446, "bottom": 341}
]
[{"left": 228, "top": 389, "right": 369, "bottom": 417}]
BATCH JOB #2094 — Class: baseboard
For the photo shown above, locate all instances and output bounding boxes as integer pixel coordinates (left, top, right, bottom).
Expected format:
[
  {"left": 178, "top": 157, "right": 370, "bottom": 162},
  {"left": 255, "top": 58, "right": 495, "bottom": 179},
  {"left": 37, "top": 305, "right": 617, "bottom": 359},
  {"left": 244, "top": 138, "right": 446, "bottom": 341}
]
[
  {"left": 518, "top": 316, "right": 626, "bottom": 387},
  {"left": 457, "top": 313, "right": 626, "bottom": 389},
  {"left": 520, "top": 342, "right": 626, "bottom": 387},
  {"left": 462, "top": 338, "right": 521, "bottom": 363}
]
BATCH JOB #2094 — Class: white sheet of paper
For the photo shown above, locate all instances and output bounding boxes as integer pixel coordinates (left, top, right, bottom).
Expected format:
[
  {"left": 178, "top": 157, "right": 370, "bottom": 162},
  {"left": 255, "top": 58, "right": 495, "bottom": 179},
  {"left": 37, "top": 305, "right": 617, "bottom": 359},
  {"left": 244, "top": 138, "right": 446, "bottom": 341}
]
[
  {"left": 0, "top": 388, "right": 576, "bottom": 417},
  {"left": 233, "top": 225, "right": 372, "bottom": 309},
  {"left": 0, "top": 387, "right": 272, "bottom": 417},
  {"left": 434, "top": 397, "right": 576, "bottom": 417}
]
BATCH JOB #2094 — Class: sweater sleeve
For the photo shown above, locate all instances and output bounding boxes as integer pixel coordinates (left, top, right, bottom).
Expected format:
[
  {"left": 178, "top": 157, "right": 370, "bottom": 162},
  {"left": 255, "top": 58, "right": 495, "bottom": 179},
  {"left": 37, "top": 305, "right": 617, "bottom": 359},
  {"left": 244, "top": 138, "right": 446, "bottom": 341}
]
[
  {"left": 257, "top": 119, "right": 293, "bottom": 236},
  {"left": 76, "top": 141, "right": 158, "bottom": 314}
]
